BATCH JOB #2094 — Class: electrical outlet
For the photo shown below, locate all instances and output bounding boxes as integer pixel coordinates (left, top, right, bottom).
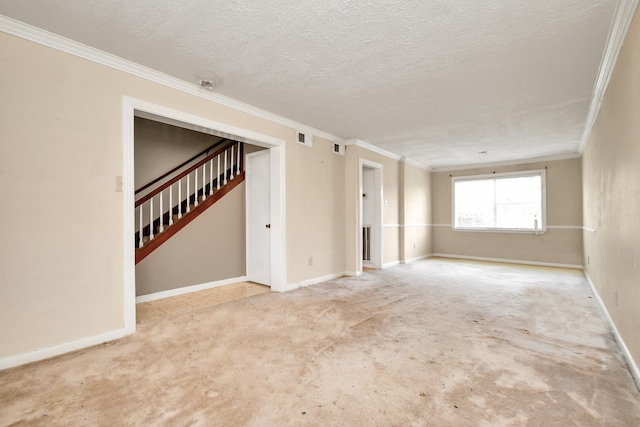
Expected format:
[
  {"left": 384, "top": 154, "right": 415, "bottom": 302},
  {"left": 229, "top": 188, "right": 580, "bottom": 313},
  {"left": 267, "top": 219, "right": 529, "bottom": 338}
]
[{"left": 308, "top": 257, "right": 313, "bottom": 266}]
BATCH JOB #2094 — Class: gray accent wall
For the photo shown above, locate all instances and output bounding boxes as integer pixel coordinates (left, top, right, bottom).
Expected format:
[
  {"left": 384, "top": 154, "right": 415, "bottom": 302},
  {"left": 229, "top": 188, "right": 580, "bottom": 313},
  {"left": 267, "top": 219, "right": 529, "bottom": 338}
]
[
  {"left": 135, "top": 182, "right": 246, "bottom": 296},
  {"left": 134, "top": 118, "right": 246, "bottom": 296}
]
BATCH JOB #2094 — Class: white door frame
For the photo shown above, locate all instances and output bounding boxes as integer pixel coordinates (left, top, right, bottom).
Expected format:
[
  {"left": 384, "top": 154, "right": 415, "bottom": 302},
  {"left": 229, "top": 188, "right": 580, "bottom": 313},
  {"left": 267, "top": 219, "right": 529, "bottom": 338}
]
[
  {"left": 358, "top": 158, "right": 383, "bottom": 273},
  {"left": 122, "top": 96, "right": 287, "bottom": 334}
]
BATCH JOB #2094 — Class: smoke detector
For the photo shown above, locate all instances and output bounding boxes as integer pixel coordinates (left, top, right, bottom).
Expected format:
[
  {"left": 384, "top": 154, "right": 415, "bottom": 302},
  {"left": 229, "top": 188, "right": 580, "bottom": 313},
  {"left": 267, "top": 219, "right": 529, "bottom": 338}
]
[{"left": 199, "top": 80, "right": 215, "bottom": 90}]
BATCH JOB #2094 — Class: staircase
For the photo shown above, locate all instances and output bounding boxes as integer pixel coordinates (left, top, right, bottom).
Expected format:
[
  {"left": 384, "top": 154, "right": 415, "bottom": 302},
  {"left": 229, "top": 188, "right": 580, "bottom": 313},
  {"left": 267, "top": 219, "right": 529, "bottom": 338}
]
[{"left": 135, "top": 140, "right": 244, "bottom": 264}]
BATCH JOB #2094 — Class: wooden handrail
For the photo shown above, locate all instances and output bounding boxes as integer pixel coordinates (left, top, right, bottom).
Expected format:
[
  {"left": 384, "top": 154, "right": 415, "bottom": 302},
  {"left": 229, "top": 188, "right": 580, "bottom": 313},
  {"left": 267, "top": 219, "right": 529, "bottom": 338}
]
[
  {"left": 135, "top": 139, "right": 228, "bottom": 195},
  {"left": 135, "top": 139, "right": 238, "bottom": 207}
]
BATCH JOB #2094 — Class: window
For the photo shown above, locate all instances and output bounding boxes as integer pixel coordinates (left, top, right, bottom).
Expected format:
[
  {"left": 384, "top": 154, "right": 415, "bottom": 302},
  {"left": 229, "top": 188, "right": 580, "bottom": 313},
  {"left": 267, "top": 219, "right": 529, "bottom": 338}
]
[{"left": 452, "top": 170, "right": 545, "bottom": 232}]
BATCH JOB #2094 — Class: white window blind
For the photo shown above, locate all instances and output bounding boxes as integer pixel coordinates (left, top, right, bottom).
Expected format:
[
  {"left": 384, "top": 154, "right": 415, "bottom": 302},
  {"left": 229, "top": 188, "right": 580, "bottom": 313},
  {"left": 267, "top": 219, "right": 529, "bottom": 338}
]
[{"left": 453, "top": 170, "right": 545, "bottom": 232}]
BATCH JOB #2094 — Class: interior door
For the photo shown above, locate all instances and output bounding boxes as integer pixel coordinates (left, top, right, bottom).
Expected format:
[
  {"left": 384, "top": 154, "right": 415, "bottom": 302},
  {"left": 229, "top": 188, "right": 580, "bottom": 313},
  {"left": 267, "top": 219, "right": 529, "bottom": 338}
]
[{"left": 246, "top": 150, "right": 271, "bottom": 286}]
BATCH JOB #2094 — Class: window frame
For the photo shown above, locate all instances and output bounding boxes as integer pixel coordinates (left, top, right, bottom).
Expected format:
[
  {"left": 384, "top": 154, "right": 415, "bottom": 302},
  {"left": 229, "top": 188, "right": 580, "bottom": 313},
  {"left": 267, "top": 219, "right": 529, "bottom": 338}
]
[{"left": 451, "top": 169, "right": 547, "bottom": 234}]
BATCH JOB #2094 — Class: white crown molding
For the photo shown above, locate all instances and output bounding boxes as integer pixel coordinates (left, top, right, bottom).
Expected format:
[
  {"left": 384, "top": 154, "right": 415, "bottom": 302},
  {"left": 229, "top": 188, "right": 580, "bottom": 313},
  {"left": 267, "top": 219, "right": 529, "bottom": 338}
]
[
  {"left": 579, "top": 0, "right": 640, "bottom": 153},
  {"left": 345, "top": 139, "right": 403, "bottom": 161},
  {"left": 403, "top": 157, "right": 433, "bottom": 172},
  {"left": 4, "top": 7, "right": 636, "bottom": 172},
  {"left": 432, "top": 152, "right": 581, "bottom": 173},
  {"left": 0, "top": 14, "right": 341, "bottom": 143}
]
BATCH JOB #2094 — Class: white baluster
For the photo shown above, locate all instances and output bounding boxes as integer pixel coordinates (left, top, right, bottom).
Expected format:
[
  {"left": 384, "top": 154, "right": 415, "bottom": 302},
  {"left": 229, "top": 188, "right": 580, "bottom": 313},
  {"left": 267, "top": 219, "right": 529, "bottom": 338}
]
[
  {"left": 217, "top": 155, "right": 221, "bottom": 190},
  {"left": 202, "top": 162, "right": 206, "bottom": 200},
  {"left": 169, "top": 184, "right": 174, "bottom": 225},
  {"left": 230, "top": 145, "right": 234, "bottom": 181},
  {"left": 138, "top": 205, "right": 143, "bottom": 248},
  {"left": 159, "top": 191, "right": 164, "bottom": 233},
  {"left": 194, "top": 169, "right": 199, "bottom": 207},
  {"left": 209, "top": 159, "right": 214, "bottom": 195},
  {"left": 224, "top": 149, "right": 228, "bottom": 185},
  {"left": 236, "top": 142, "right": 241, "bottom": 176},
  {"left": 186, "top": 173, "right": 191, "bottom": 212},
  {"left": 149, "top": 198, "right": 154, "bottom": 241},
  {"left": 178, "top": 178, "right": 183, "bottom": 219}
]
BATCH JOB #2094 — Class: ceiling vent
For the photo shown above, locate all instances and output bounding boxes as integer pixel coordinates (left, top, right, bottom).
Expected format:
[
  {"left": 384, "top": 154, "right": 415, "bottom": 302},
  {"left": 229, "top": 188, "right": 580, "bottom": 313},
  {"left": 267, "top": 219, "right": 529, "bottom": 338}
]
[{"left": 296, "top": 130, "right": 313, "bottom": 148}]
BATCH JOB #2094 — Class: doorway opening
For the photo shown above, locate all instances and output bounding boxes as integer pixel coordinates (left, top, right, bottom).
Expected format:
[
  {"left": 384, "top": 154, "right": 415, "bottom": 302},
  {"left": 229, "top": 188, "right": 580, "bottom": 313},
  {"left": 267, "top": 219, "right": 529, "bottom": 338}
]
[
  {"left": 359, "top": 159, "right": 383, "bottom": 273},
  {"left": 122, "top": 97, "right": 287, "bottom": 334}
]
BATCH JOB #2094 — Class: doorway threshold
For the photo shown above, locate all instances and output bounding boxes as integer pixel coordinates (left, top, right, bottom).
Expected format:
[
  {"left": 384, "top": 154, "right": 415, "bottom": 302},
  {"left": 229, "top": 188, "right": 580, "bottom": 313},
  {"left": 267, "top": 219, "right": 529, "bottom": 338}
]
[{"left": 136, "top": 282, "right": 270, "bottom": 325}]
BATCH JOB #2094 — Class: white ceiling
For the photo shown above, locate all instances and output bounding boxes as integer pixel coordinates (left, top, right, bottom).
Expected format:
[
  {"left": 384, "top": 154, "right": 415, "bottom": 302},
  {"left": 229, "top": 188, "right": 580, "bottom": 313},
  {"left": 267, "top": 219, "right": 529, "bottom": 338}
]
[{"left": 0, "top": 0, "right": 619, "bottom": 169}]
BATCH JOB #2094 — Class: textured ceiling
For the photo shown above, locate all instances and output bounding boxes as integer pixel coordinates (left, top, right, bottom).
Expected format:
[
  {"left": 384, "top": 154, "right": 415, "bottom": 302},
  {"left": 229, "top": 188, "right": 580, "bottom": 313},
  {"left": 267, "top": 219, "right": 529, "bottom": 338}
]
[{"left": 0, "top": 0, "right": 618, "bottom": 168}]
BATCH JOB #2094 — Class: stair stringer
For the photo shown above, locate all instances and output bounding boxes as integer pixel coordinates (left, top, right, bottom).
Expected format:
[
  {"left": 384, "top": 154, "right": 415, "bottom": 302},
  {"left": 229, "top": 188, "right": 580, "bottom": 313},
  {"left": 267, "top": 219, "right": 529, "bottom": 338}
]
[{"left": 135, "top": 171, "right": 245, "bottom": 264}]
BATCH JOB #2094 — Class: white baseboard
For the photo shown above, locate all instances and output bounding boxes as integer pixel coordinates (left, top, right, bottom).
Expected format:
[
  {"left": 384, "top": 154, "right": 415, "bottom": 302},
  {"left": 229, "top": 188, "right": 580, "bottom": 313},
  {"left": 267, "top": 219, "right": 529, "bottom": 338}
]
[
  {"left": 136, "top": 276, "right": 248, "bottom": 303},
  {"left": 287, "top": 272, "right": 346, "bottom": 291},
  {"left": 345, "top": 271, "right": 362, "bottom": 277},
  {"left": 299, "top": 272, "right": 344, "bottom": 288},
  {"left": 401, "top": 254, "right": 433, "bottom": 264},
  {"left": 1, "top": 276, "right": 250, "bottom": 370},
  {"left": 0, "top": 326, "right": 132, "bottom": 371},
  {"left": 382, "top": 260, "right": 401, "bottom": 269},
  {"left": 584, "top": 272, "right": 640, "bottom": 390},
  {"left": 431, "top": 253, "right": 584, "bottom": 270}
]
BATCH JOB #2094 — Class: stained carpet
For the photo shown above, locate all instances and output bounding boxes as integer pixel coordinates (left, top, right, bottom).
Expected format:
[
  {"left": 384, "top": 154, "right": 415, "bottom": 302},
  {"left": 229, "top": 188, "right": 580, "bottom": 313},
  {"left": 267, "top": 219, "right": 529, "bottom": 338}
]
[{"left": 1, "top": 258, "right": 639, "bottom": 426}]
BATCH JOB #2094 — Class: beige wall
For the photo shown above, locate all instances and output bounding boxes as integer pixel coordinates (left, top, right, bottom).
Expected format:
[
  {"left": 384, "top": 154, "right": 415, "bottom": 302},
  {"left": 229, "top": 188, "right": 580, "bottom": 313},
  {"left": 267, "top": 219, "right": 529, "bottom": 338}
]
[
  {"left": 0, "top": 32, "right": 346, "bottom": 359},
  {"left": 432, "top": 158, "right": 583, "bottom": 266},
  {"left": 286, "top": 136, "right": 346, "bottom": 285},
  {"left": 401, "top": 162, "right": 433, "bottom": 262},
  {"left": 344, "top": 145, "right": 433, "bottom": 272},
  {"left": 582, "top": 9, "right": 640, "bottom": 369},
  {"left": 136, "top": 183, "right": 245, "bottom": 296},
  {"left": 345, "top": 145, "right": 401, "bottom": 272}
]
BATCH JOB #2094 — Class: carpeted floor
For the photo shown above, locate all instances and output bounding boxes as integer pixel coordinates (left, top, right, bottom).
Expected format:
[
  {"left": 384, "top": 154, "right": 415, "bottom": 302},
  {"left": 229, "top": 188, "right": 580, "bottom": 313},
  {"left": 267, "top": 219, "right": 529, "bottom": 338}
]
[{"left": 1, "top": 258, "right": 639, "bottom": 426}]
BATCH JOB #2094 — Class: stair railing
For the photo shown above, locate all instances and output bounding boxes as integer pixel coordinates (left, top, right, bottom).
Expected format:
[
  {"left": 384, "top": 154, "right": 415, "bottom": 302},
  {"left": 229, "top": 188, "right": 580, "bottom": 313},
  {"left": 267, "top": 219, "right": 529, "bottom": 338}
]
[
  {"left": 135, "top": 140, "right": 242, "bottom": 248},
  {"left": 135, "top": 139, "right": 228, "bottom": 196}
]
